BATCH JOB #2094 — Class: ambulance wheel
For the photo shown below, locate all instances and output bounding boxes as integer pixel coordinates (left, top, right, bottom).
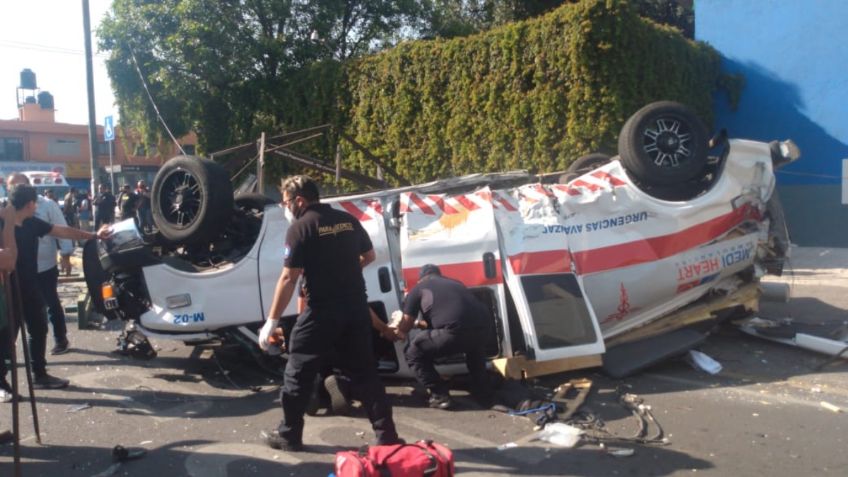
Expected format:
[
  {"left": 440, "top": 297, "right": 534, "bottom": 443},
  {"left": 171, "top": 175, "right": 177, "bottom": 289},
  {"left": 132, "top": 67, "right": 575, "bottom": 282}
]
[
  {"left": 567, "top": 153, "right": 611, "bottom": 175},
  {"left": 619, "top": 101, "right": 709, "bottom": 186},
  {"left": 152, "top": 155, "right": 233, "bottom": 244}
]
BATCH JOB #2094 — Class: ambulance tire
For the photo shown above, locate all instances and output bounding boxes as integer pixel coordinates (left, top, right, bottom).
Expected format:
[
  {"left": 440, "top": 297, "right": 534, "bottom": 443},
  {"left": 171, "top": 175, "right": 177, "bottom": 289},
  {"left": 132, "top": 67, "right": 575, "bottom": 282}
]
[
  {"left": 152, "top": 155, "right": 233, "bottom": 244},
  {"left": 619, "top": 101, "right": 709, "bottom": 186},
  {"left": 567, "top": 153, "right": 611, "bottom": 175}
]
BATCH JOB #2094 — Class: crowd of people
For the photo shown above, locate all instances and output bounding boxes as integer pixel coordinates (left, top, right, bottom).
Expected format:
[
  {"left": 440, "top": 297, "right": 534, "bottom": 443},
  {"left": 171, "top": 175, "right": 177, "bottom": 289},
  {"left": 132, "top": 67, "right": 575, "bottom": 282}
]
[
  {"left": 1, "top": 173, "right": 492, "bottom": 451},
  {"left": 56, "top": 180, "right": 153, "bottom": 235}
]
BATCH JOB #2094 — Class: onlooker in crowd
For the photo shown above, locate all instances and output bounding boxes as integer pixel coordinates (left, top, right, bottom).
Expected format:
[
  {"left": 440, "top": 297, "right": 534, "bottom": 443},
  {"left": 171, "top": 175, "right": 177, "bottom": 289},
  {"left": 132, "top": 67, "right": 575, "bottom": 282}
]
[
  {"left": 0, "top": 204, "right": 19, "bottom": 406},
  {"left": 63, "top": 188, "right": 79, "bottom": 228},
  {"left": 77, "top": 191, "right": 92, "bottom": 231},
  {"left": 135, "top": 181, "right": 152, "bottom": 232},
  {"left": 116, "top": 184, "right": 132, "bottom": 216},
  {"left": 0, "top": 184, "right": 111, "bottom": 392},
  {"left": 394, "top": 264, "right": 493, "bottom": 410},
  {"left": 44, "top": 190, "right": 57, "bottom": 203},
  {"left": 258, "top": 175, "right": 401, "bottom": 451},
  {"left": 93, "top": 184, "right": 116, "bottom": 229},
  {"left": 7, "top": 174, "right": 75, "bottom": 354},
  {"left": 120, "top": 188, "right": 140, "bottom": 221}
]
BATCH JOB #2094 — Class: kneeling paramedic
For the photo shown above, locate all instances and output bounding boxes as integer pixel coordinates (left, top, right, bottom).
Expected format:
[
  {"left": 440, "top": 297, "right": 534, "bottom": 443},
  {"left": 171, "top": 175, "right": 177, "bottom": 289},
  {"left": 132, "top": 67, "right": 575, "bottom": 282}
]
[
  {"left": 258, "top": 175, "right": 401, "bottom": 451},
  {"left": 395, "top": 264, "right": 493, "bottom": 410}
]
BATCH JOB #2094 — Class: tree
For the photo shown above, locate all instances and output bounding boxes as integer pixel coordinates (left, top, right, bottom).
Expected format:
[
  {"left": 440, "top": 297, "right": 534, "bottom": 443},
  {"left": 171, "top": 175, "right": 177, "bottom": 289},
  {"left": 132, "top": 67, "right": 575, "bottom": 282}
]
[{"left": 98, "top": 0, "right": 424, "bottom": 153}]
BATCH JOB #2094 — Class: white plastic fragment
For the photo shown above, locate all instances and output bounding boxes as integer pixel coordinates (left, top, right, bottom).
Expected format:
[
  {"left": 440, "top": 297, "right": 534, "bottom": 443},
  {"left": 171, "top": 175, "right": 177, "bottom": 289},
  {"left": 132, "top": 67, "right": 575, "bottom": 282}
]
[
  {"left": 687, "top": 350, "right": 722, "bottom": 375},
  {"left": 820, "top": 401, "right": 843, "bottom": 413},
  {"left": 534, "top": 423, "right": 583, "bottom": 448}
]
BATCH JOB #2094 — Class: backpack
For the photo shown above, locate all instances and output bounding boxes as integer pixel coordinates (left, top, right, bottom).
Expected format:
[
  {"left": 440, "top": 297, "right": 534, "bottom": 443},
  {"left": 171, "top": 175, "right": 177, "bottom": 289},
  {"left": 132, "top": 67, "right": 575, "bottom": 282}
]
[{"left": 334, "top": 440, "right": 454, "bottom": 477}]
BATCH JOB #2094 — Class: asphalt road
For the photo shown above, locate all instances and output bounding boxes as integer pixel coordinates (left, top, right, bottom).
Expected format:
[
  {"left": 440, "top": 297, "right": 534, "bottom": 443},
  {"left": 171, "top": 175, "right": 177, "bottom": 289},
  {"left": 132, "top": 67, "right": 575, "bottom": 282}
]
[{"left": 1, "top": 248, "right": 847, "bottom": 476}]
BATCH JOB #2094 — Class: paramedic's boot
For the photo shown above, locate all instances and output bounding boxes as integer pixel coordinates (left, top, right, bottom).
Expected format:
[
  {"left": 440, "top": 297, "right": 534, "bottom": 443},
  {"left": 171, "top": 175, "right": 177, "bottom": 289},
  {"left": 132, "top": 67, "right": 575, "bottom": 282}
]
[
  {"left": 324, "top": 374, "right": 352, "bottom": 416},
  {"left": 427, "top": 391, "right": 454, "bottom": 410}
]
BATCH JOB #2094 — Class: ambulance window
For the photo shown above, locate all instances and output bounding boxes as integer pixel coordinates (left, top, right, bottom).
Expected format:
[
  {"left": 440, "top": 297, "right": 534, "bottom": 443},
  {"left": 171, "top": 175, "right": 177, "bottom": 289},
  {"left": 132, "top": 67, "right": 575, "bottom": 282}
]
[{"left": 520, "top": 274, "right": 596, "bottom": 349}]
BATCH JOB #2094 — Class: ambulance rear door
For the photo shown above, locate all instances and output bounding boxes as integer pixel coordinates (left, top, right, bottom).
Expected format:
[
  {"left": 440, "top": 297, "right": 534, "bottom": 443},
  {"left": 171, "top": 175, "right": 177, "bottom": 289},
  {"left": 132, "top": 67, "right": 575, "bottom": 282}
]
[
  {"left": 494, "top": 183, "right": 605, "bottom": 362},
  {"left": 399, "top": 187, "right": 509, "bottom": 363}
]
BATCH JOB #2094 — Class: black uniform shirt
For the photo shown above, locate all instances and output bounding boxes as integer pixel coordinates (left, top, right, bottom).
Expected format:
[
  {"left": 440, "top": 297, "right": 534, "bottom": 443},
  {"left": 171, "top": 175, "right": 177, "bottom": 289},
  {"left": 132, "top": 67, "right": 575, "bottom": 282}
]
[
  {"left": 6, "top": 216, "right": 53, "bottom": 293},
  {"left": 402, "top": 275, "right": 489, "bottom": 331},
  {"left": 284, "top": 203, "right": 372, "bottom": 307}
]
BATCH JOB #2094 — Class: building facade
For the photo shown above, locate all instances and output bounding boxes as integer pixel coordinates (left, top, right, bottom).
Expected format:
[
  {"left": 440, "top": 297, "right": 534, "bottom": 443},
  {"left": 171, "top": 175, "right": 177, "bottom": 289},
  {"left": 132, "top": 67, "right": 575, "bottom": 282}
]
[
  {"left": 696, "top": 0, "right": 848, "bottom": 246},
  {"left": 1, "top": 98, "right": 196, "bottom": 193}
]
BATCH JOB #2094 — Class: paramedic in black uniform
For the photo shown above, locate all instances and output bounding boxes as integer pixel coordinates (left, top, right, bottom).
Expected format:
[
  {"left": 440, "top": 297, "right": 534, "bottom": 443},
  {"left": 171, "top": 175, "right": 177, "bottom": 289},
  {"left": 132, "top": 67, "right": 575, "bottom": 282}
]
[
  {"left": 395, "top": 264, "right": 492, "bottom": 410},
  {"left": 258, "top": 175, "right": 401, "bottom": 451}
]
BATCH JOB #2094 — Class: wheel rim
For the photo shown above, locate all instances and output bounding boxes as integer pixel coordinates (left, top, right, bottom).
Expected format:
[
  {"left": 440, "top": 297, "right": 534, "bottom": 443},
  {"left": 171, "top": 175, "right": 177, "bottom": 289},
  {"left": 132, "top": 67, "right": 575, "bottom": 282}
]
[
  {"left": 641, "top": 116, "right": 692, "bottom": 168},
  {"left": 159, "top": 168, "right": 202, "bottom": 229}
]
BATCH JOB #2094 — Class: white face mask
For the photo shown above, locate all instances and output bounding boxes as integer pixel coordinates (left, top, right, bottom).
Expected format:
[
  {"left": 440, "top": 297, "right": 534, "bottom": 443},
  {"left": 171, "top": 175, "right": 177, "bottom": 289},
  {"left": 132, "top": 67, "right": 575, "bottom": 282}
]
[{"left": 283, "top": 205, "right": 294, "bottom": 222}]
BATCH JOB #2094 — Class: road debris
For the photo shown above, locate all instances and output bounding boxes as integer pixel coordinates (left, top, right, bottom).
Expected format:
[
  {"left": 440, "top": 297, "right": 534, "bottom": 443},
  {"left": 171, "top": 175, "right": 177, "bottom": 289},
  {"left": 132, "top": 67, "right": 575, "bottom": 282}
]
[
  {"left": 820, "top": 401, "right": 843, "bottom": 413},
  {"left": 67, "top": 403, "right": 92, "bottom": 413},
  {"left": 112, "top": 444, "right": 147, "bottom": 462},
  {"left": 686, "top": 350, "right": 722, "bottom": 375}
]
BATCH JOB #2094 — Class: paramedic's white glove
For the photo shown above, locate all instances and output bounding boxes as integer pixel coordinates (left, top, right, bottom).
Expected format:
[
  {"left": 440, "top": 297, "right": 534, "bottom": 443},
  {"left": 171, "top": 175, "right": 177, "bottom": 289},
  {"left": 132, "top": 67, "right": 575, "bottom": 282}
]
[
  {"left": 259, "top": 318, "right": 279, "bottom": 352},
  {"left": 389, "top": 310, "right": 404, "bottom": 328}
]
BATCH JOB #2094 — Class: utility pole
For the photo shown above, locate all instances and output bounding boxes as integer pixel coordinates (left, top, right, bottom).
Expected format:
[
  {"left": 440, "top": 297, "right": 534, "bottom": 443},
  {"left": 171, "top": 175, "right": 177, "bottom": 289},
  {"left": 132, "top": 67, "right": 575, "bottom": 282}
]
[{"left": 82, "top": 0, "right": 99, "bottom": 212}]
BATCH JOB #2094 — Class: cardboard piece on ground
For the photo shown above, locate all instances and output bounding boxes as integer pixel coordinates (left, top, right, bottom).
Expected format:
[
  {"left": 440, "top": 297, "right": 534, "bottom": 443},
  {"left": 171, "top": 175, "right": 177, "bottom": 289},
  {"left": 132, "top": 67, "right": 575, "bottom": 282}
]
[{"left": 492, "top": 354, "right": 601, "bottom": 380}]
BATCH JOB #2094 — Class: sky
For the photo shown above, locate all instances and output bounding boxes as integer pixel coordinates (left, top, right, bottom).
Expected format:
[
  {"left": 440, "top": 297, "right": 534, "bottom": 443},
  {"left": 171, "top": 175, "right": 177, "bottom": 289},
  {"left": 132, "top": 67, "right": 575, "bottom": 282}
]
[{"left": 0, "top": 0, "right": 116, "bottom": 125}]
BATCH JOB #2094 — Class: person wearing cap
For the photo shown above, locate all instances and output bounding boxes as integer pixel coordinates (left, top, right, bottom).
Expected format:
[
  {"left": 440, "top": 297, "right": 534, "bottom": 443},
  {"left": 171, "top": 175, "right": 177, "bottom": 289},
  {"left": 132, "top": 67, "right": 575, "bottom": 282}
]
[
  {"left": 257, "top": 174, "right": 401, "bottom": 451},
  {"left": 394, "top": 264, "right": 493, "bottom": 410}
]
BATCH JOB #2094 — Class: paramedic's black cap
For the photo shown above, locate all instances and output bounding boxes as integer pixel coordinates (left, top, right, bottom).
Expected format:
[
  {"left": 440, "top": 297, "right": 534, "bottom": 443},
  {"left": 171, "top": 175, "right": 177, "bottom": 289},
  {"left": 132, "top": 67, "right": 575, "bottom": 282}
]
[{"left": 419, "top": 264, "right": 442, "bottom": 279}]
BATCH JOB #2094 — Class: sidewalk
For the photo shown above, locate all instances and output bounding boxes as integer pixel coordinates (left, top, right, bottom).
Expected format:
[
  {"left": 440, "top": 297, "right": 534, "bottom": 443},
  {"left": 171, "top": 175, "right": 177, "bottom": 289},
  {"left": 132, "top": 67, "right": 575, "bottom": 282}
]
[
  {"left": 760, "top": 246, "right": 848, "bottom": 323},
  {"left": 762, "top": 246, "right": 848, "bottom": 286}
]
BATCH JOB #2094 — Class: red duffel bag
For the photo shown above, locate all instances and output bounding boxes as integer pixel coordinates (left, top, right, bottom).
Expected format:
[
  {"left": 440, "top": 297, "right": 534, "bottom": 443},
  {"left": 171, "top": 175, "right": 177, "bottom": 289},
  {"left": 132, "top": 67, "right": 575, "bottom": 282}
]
[{"left": 334, "top": 439, "right": 454, "bottom": 477}]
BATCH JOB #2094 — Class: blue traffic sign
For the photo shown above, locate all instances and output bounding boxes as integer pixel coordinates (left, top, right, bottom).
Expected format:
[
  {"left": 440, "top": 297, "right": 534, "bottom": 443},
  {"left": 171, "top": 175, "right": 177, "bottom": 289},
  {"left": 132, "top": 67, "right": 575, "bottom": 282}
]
[{"left": 104, "top": 115, "right": 115, "bottom": 141}]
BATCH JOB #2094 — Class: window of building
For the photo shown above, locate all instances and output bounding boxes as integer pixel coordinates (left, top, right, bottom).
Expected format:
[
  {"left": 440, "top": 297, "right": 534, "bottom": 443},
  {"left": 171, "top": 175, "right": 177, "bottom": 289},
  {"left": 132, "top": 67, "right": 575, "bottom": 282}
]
[
  {"left": 97, "top": 142, "right": 111, "bottom": 156},
  {"left": 48, "top": 138, "right": 81, "bottom": 156},
  {"left": 0, "top": 137, "right": 24, "bottom": 161},
  {"left": 181, "top": 144, "right": 196, "bottom": 155}
]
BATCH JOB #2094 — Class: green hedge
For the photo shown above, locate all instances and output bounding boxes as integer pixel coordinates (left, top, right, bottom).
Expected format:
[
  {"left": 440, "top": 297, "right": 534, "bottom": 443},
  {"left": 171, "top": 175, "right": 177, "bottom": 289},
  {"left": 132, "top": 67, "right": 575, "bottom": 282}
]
[{"left": 278, "top": 0, "right": 732, "bottom": 187}]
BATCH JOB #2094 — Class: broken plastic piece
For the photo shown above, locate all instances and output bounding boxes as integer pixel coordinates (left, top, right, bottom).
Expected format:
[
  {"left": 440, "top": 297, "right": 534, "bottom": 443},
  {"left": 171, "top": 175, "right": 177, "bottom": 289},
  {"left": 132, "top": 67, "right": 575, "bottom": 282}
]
[
  {"left": 534, "top": 422, "right": 583, "bottom": 447},
  {"left": 605, "top": 446, "right": 635, "bottom": 457},
  {"left": 686, "top": 350, "right": 722, "bottom": 375},
  {"left": 66, "top": 403, "right": 92, "bottom": 413},
  {"left": 820, "top": 401, "right": 843, "bottom": 413}
]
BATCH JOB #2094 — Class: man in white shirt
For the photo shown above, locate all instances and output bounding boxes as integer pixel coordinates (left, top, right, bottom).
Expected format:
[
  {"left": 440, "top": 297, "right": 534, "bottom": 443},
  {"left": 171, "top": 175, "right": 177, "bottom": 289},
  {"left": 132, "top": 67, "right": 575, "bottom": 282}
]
[{"left": 8, "top": 174, "right": 74, "bottom": 355}]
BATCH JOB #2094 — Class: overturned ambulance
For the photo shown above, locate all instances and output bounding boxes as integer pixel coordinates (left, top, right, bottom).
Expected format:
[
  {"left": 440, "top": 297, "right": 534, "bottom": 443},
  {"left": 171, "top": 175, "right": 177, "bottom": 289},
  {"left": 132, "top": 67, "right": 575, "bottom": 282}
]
[{"left": 84, "top": 102, "right": 798, "bottom": 379}]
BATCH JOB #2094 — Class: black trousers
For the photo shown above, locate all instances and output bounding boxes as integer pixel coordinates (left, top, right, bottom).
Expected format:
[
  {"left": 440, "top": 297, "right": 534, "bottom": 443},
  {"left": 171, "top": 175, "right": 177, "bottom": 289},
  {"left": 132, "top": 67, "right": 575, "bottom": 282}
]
[
  {"left": 37, "top": 267, "right": 67, "bottom": 345},
  {"left": 278, "top": 301, "right": 398, "bottom": 445},
  {"left": 405, "top": 326, "right": 489, "bottom": 397},
  {"left": 94, "top": 213, "right": 114, "bottom": 230},
  {"left": 0, "top": 279, "right": 48, "bottom": 379}
]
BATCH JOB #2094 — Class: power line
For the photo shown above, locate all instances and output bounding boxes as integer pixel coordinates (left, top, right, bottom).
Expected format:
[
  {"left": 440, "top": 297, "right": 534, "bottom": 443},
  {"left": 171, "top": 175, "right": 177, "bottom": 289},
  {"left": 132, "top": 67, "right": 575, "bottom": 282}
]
[
  {"left": 128, "top": 45, "right": 185, "bottom": 156},
  {"left": 0, "top": 39, "right": 108, "bottom": 57}
]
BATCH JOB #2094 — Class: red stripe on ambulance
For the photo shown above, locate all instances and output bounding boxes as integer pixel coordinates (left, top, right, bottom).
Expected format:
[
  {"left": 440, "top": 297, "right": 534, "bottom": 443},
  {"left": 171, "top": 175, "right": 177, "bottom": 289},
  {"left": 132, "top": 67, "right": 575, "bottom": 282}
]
[
  {"left": 573, "top": 205, "right": 756, "bottom": 275},
  {"left": 509, "top": 250, "right": 572, "bottom": 275},
  {"left": 403, "top": 261, "right": 502, "bottom": 290},
  {"left": 338, "top": 201, "right": 371, "bottom": 221},
  {"left": 408, "top": 193, "right": 435, "bottom": 215}
]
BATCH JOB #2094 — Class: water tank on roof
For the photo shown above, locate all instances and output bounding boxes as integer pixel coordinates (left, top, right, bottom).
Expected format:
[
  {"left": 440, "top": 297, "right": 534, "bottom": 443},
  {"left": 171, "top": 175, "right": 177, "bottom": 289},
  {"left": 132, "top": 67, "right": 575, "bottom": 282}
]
[
  {"left": 20, "top": 69, "right": 37, "bottom": 89},
  {"left": 37, "top": 91, "right": 54, "bottom": 110},
  {"left": 24, "top": 96, "right": 36, "bottom": 104}
]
